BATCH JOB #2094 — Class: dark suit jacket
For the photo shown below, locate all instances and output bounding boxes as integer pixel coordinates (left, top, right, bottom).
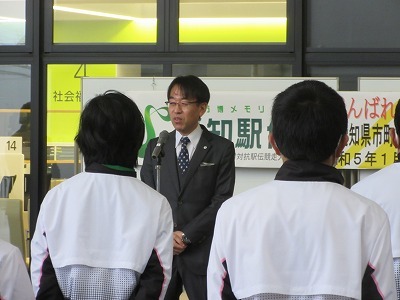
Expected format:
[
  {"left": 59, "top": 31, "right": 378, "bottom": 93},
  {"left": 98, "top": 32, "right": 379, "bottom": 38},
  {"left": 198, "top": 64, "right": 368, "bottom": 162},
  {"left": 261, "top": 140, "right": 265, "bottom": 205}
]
[{"left": 140, "top": 125, "right": 235, "bottom": 275}]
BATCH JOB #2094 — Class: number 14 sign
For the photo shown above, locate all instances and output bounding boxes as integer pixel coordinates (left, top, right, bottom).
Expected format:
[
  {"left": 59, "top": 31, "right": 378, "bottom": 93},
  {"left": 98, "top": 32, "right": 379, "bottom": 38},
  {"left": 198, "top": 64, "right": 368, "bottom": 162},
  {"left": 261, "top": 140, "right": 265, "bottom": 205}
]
[{"left": 0, "top": 137, "right": 22, "bottom": 154}]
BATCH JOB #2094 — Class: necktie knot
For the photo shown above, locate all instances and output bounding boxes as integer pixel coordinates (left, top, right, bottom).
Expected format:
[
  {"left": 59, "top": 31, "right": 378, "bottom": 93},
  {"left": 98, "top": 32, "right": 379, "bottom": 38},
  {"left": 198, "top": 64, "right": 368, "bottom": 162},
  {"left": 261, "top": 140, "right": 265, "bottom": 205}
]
[
  {"left": 180, "top": 136, "right": 190, "bottom": 146},
  {"left": 178, "top": 137, "right": 190, "bottom": 174}
]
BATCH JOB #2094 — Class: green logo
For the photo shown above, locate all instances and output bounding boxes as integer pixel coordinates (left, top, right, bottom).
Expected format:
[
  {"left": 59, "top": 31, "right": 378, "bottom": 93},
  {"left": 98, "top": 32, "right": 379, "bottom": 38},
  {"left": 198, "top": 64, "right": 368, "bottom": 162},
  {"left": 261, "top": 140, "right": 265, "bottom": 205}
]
[{"left": 139, "top": 105, "right": 170, "bottom": 158}]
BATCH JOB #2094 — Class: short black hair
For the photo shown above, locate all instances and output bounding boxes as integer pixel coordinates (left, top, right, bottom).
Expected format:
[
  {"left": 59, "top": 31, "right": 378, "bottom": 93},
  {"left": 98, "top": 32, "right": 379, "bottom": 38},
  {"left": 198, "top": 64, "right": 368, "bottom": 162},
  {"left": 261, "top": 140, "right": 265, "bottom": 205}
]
[
  {"left": 271, "top": 80, "right": 348, "bottom": 162},
  {"left": 394, "top": 101, "right": 400, "bottom": 136},
  {"left": 167, "top": 75, "right": 210, "bottom": 104},
  {"left": 75, "top": 90, "right": 145, "bottom": 168}
]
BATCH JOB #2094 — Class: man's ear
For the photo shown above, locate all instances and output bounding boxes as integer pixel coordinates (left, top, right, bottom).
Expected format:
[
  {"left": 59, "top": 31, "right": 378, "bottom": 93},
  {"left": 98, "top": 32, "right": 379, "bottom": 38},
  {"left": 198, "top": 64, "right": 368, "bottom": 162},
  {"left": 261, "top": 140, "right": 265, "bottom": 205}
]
[
  {"left": 390, "top": 128, "right": 400, "bottom": 149},
  {"left": 268, "top": 133, "right": 281, "bottom": 156},
  {"left": 335, "top": 134, "right": 349, "bottom": 158},
  {"left": 199, "top": 102, "right": 207, "bottom": 118}
]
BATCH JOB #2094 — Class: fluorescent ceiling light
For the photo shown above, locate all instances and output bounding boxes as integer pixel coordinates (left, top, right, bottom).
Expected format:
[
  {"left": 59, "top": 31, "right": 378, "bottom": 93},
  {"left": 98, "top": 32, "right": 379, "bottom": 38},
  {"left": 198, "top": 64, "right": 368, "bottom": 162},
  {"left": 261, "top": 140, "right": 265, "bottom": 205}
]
[
  {"left": 53, "top": 5, "right": 137, "bottom": 21},
  {"left": 180, "top": 17, "right": 286, "bottom": 25},
  {"left": 0, "top": 16, "right": 25, "bottom": 22}
]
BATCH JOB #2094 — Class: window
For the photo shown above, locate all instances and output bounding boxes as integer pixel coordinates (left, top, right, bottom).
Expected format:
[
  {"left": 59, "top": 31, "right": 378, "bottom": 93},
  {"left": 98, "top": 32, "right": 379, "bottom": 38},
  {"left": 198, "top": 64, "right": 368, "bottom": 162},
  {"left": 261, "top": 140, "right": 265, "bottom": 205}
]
[
  {"left": 179, "top": 0, "right": 287, "bottom": 44},
  {"left": 0, "top": 0, "right": 26, "bottom": 45},
  {"left": 53, "top": 0, "right": 157, "bottom": 44},
  {"left": 0, "top": 64, "right": 31, "bottom": 261}
]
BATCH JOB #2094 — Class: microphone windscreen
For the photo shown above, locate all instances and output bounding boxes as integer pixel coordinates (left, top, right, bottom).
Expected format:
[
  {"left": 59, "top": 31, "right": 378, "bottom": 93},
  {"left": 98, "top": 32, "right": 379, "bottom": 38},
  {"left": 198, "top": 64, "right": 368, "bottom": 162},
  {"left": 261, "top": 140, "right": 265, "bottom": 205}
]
[{"left": 158, "top": 130, "right": 169, "bottom": 144}]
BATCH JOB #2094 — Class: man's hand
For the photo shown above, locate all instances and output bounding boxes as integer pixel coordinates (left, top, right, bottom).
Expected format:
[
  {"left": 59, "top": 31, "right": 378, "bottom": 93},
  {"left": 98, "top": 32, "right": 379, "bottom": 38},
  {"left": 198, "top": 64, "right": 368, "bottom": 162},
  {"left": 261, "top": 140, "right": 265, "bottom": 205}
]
[{"left": 173, "top": 231, "right": 187, "bottom": 255}]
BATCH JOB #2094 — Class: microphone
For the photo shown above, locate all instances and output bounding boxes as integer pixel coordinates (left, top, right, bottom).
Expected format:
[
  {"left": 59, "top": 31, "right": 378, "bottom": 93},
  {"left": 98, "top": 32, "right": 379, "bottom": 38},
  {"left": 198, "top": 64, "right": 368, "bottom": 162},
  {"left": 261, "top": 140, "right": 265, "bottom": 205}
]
[{"left": 152, "top": 130, "right": 169, "bottom": 159}]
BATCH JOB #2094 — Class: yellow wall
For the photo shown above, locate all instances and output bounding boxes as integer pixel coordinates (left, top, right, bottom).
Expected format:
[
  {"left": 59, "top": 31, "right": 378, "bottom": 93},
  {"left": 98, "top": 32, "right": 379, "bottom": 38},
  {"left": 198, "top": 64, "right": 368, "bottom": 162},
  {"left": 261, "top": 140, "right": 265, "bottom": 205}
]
[{"left": 47, "top": 64, "right": 117, "bottom": 143}]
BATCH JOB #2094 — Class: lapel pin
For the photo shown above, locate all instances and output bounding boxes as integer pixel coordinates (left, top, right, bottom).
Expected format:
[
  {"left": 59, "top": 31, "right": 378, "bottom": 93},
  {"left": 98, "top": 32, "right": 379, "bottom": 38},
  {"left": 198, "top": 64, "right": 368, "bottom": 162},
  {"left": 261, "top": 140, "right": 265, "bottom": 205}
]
[{"left": 204, "top": 146, "right": 207, "bottom": 149}]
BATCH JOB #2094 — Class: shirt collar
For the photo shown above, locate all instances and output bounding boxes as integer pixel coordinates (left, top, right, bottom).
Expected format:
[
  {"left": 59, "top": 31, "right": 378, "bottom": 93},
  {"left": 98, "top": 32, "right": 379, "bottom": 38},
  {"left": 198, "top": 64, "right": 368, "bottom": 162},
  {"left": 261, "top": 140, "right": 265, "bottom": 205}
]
[{"left": 175, "top": 124, "right": 202, "bottom": 148}]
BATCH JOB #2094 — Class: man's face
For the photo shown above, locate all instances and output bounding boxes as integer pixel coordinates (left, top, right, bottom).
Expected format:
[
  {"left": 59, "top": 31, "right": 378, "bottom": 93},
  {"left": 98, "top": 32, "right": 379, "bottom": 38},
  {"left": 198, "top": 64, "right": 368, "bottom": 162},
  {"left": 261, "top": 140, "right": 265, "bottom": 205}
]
[{"left": 168, "top": 85, "right": 207, "bottom": 136}]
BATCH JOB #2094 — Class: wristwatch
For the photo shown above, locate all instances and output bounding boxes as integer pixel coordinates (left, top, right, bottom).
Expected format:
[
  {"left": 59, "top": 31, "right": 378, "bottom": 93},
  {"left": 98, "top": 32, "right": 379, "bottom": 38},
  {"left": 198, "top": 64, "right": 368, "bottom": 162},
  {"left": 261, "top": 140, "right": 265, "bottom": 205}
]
[{"left": 181, "top": 233, "right": 192, "bottom": 245}]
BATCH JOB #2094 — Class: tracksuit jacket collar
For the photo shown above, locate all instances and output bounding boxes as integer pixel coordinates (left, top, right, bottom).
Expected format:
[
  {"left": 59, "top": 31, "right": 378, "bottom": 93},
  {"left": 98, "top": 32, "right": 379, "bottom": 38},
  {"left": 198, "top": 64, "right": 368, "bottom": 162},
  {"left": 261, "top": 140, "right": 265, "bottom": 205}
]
[
  {"left": 85, "top": 162, "right": 137, "bottom": 178},
  {"left": 275, "top": 160, "right": 344, "bottom": 185}
]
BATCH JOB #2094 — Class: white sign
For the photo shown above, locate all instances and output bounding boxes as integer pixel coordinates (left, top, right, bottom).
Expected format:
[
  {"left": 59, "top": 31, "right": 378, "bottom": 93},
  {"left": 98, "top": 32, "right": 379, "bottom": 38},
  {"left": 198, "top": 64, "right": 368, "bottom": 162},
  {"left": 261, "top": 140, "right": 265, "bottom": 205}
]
[{"left": 0, "top": 137, "right": 22, "bottom": 154}]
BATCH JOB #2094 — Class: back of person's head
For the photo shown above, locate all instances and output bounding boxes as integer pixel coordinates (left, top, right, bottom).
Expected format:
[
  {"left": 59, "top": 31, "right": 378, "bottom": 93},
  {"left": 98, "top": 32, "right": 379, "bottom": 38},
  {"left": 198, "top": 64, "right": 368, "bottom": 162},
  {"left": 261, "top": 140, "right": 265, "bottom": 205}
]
[
  {"left": 75, "top": 90, "right": 144, "bottom": 168},
  {"left": 394, "top": 101, "right": 400, "bottom": 136},
  {"left": 271, "top": 80, "right": 348, "bottom": 162},
  {"left": 167, "top": 75, "right": 210, "bottom": 104}
]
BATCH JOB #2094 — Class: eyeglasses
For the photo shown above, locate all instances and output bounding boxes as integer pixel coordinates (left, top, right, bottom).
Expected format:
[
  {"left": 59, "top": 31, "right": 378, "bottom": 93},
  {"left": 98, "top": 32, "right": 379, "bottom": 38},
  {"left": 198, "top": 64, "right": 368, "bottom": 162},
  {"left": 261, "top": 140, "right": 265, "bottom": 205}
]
[{"left": 164, "top": 100, "right": 198, "bottom": 109}]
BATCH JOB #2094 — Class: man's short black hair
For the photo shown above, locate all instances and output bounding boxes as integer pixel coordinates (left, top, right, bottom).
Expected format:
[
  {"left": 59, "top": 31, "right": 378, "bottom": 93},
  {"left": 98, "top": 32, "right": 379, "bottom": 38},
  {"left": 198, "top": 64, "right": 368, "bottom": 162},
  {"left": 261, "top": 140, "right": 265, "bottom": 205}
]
[
  {"left": 271, "top": 80, "right": 348, "bottom": 162},
  {"left": 75, "top": 90, "right": 144, "bottom": 168},
  {"left": 167, "top": 75, "right": 210, "bottom": 104}
]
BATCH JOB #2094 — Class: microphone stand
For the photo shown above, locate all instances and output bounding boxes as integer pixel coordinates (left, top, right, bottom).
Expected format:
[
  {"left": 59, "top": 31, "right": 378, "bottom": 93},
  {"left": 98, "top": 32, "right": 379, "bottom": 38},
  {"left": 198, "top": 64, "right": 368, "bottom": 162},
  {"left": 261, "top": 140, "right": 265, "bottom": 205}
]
[{"left": 155, "top": 149, "right": 164, "bottom": 193}]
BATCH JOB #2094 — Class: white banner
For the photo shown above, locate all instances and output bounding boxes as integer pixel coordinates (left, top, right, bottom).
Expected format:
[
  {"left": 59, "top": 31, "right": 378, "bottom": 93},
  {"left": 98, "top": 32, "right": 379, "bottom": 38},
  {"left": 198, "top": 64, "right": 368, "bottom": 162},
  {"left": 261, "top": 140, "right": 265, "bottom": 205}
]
[{"left": 127, "top": 90, "right": 400, "bottom": 169}]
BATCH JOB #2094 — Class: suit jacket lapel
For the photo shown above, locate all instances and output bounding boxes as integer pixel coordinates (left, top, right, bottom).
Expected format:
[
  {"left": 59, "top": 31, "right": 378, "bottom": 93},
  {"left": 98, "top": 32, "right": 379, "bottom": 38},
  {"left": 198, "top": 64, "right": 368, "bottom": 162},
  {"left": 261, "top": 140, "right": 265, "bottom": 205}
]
[{"left": 163, "top": 132, "right": 180, "bottom": 194}]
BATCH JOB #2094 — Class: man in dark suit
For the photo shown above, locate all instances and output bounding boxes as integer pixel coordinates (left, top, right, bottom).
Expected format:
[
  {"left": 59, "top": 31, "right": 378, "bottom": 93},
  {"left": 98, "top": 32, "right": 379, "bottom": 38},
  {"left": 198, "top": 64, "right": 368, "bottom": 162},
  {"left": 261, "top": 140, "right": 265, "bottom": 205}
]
[{"left": 141, "top": 75, "right": 235, "bottom": 300}]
